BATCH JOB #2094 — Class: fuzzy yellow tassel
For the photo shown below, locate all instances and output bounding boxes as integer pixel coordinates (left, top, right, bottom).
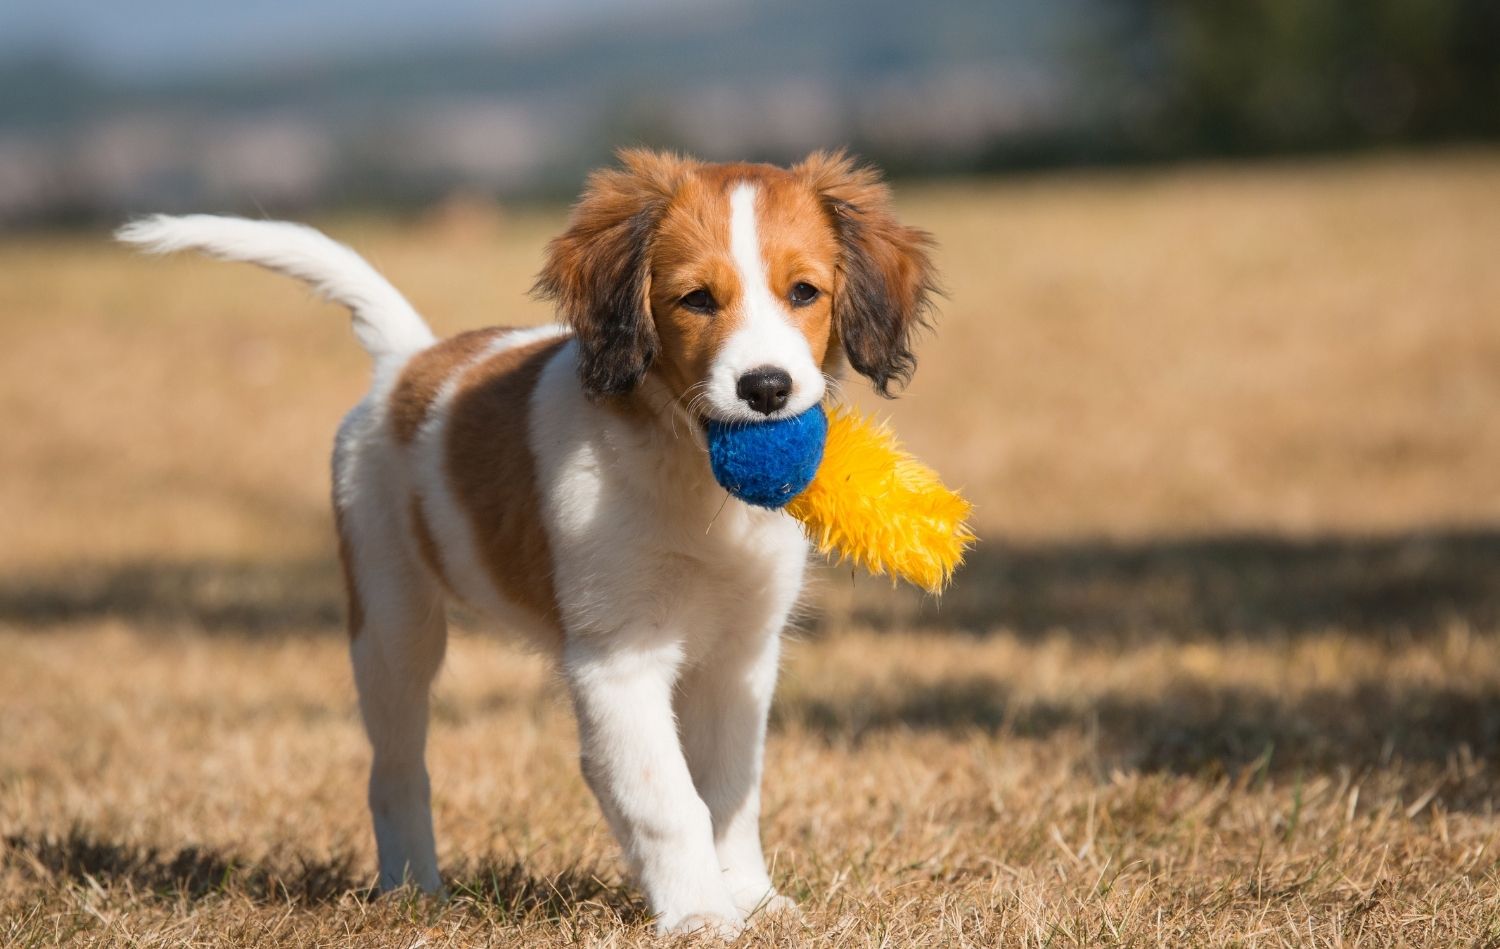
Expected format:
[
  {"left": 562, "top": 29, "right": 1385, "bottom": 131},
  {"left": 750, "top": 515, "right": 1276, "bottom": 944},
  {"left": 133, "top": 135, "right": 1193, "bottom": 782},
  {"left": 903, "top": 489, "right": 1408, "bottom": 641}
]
[{"left": 786, "top": 405, "right": 974, "bottom": 595}]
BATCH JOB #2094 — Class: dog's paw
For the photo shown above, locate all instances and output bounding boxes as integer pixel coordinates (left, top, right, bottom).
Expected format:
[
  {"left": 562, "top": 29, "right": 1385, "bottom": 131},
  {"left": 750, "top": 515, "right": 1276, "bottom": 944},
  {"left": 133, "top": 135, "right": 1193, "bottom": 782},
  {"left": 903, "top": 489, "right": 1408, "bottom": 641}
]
[
  {"left": 374, "top": 877, "right": 448, "bottom": 901},
  {"left": 657, "top": 910, "right": 745, "bottom": 940},
  {"left": 749, "top": 892, "right": 800, "bottom": 923},
  {"left": 726, "top": 876, "right": 799, "bottom": 923}
]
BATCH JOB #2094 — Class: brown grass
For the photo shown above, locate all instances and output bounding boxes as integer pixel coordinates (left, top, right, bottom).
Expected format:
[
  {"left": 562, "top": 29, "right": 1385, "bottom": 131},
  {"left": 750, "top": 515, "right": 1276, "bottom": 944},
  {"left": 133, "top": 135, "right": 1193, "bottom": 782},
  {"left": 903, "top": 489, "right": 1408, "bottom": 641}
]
[{"left": 4, "top": 151, "right": 1500, "bottom": 946}]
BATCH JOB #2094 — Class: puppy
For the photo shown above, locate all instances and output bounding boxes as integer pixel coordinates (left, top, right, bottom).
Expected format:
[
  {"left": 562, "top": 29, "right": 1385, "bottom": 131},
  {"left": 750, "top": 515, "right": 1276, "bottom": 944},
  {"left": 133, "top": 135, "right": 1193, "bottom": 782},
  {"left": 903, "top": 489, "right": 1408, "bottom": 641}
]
[{"left": 118, "top": 150, "right": 936, "bottom": 936}]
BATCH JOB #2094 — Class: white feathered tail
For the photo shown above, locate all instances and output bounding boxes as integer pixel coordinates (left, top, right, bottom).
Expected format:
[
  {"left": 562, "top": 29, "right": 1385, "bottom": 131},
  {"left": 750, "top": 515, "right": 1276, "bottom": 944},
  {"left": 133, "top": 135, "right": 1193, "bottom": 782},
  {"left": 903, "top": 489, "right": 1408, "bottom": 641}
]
[{"left": 115, "top": 215, "right": 436, "bottom": 363}]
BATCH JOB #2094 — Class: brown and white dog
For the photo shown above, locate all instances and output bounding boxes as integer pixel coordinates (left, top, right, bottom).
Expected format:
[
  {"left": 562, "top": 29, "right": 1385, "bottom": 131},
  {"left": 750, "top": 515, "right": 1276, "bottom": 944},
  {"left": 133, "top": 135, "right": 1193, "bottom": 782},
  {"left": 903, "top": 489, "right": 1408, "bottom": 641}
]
[{"left": 118, "top": 150, "right": 937, "bottom": 936}]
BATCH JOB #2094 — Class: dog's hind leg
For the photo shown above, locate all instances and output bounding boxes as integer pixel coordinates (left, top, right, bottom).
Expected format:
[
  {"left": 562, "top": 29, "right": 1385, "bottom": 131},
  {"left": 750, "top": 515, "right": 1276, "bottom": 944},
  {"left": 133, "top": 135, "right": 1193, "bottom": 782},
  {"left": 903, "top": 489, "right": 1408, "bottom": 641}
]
[{"left": 337, "top": 417, "right": 448, "bottom": 894}]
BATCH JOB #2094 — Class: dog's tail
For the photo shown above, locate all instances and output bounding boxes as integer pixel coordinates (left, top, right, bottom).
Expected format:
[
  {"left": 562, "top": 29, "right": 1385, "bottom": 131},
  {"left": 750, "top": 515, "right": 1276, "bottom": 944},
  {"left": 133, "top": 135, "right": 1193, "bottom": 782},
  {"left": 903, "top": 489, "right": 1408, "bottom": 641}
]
[{"left": 115, "top": 215, "right": 436, "bottom": 363}]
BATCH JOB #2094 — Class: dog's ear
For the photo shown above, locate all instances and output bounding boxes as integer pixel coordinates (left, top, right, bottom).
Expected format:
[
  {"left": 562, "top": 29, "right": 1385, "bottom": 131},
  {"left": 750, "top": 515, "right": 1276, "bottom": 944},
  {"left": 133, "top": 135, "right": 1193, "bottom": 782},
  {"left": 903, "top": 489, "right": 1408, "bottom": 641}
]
[
  {"left": 795, "top": 150, "right": 938, "bottom": 397},
  {"left": 535, "top": 149, "right": 694, "bottom": 397}
]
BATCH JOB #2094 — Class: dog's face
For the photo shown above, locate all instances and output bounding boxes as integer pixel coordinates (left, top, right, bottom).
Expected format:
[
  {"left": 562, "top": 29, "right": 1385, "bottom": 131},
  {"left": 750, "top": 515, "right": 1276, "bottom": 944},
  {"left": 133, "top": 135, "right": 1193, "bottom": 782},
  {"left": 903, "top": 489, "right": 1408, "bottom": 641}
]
[{"left": 536, "top": 150, "right": 936, "bottom": 422}]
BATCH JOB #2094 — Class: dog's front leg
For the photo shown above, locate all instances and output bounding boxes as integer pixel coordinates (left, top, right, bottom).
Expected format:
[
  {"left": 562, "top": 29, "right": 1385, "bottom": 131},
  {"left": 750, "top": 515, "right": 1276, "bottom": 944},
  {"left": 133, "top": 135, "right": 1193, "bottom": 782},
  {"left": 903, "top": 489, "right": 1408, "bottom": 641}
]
[
  {"left": 677, "top": 625, "right": 796, "bottom": 921},
  {"left": 564, "top": 634, "right": 742, "bottom": 937}
]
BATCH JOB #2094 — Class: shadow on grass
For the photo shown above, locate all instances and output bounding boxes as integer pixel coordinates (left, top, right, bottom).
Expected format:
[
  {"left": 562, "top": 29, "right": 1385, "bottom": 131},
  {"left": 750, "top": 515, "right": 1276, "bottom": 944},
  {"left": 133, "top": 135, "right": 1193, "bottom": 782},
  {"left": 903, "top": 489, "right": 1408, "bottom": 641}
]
[
  {"left": 0, "top": 559, "right": 346, "bottom": 636},
  {"left": 1, "top": 829, "right": 643, "bottom": 920},
  {"left": 4, "top": 526, "right": 1500, "bottom": 640},
  {"left": 777, "top": 677, "right": 1500, "bottom": 805},
  {"left": 2, "top": 829, "right": 364, "bottom": 903},
  {"left": 833, "top": 525, "right": 1500, "bottom": 640}
]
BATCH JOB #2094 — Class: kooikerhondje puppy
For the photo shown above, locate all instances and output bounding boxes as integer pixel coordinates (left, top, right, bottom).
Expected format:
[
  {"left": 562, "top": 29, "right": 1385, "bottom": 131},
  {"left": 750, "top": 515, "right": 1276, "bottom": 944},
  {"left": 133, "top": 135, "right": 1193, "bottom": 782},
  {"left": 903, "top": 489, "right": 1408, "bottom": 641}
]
[{"left": 118, "top": 150, "right": 937, "bottom": 937}]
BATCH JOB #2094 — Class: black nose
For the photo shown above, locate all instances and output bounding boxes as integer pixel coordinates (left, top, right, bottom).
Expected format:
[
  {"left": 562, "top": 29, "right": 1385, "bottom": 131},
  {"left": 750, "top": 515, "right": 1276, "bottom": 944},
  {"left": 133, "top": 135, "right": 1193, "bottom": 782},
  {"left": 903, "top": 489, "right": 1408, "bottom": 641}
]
[{"left": 736, "top": 367, "right": 792, "bottom": 415}]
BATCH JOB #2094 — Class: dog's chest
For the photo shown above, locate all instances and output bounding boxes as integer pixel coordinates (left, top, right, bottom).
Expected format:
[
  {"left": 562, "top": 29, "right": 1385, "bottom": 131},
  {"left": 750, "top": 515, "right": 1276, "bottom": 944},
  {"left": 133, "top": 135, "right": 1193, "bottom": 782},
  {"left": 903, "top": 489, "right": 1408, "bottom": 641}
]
[{"left": 536, "top": 408, "right": 809, "bottom": 639}]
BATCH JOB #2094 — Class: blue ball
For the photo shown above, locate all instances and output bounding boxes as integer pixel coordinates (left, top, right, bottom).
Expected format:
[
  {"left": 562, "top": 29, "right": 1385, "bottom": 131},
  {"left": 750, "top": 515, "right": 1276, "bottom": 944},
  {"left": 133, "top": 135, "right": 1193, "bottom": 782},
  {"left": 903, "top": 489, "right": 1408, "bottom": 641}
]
[{"left": 706, "top": 405, "right": 828, "bottom": 509}]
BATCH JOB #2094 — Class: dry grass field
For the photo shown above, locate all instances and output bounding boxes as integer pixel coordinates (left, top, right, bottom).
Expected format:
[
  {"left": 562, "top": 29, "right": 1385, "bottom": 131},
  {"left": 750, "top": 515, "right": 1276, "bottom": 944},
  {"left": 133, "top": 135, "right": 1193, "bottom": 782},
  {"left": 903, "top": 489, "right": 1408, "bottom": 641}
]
[{"left": 4, "top": 151, "right": 1500, "bottom": 946}]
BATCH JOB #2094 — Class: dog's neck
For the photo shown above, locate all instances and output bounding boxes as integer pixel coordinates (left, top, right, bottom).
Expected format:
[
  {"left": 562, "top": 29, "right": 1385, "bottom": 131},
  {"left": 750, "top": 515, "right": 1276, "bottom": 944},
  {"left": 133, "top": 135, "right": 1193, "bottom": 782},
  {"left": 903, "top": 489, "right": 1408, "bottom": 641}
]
[{"left": 608, "top": 369, "right": 710, "bottom": 452}]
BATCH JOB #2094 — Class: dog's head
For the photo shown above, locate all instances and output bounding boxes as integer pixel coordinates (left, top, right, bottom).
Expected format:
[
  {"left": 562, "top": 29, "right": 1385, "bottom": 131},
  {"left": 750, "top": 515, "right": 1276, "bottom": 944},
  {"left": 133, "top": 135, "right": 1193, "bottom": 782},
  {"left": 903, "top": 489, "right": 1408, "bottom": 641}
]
[{"left": 535, "top": 150, "right": 937, "bottom": 422}]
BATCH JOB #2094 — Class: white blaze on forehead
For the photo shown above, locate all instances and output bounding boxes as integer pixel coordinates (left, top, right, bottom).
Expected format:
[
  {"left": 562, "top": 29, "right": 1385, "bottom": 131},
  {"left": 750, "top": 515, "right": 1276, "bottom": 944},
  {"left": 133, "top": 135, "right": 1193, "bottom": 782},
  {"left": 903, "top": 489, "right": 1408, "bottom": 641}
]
[
  {"left": 706, "top": 182, "right": 825, "bottom": 421},
  {"left": 729, "top": 183, "right": 779, "bottom": 318}
]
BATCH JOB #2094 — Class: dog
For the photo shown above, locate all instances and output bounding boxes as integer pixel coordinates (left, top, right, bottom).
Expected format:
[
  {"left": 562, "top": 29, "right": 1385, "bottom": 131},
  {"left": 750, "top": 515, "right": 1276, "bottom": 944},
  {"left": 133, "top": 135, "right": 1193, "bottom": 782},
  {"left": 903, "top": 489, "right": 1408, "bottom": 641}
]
[{"left": 118, "top": 149, "right": 937, "bottom": 936}]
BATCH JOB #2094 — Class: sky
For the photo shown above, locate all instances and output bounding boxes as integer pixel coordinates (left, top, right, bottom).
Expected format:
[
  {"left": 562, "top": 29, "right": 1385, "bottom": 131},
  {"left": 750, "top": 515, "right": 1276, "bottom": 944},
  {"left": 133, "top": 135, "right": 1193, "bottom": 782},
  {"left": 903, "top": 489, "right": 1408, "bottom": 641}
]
[{"left": 0, "top": 0, "right": 692, "bottom": 78}]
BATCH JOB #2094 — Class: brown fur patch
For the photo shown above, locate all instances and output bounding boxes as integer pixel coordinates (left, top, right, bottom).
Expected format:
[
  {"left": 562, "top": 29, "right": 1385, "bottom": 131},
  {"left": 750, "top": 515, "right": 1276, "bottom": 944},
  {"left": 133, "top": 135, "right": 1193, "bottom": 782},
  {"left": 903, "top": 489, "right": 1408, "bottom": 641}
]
[
  {"left": 647, "top": 178, "right": 740, "bottom": 401},
  {"left": 794, "top": 150, "right": 938, "bottom": 396},
  {"left": 443, "top": 336, "right": 567, "bottom": 626},
  {"left": 332, "top": 502, "right": 364, "bottom": 639},
  {"left": 389, "top": 328, "right": 504, "bottom": 444},
  {"left": 533, "top": 150, "right": 698, "bottom": 397},
  {"left": 751, "top": 180, "right": 839, "bottom": 367}
]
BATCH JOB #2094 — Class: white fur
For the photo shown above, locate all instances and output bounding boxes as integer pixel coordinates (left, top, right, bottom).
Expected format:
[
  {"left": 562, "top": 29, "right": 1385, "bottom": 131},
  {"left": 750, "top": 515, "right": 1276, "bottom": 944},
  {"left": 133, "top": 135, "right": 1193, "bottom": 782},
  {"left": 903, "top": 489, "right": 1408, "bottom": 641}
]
[
  {"left": 703, "top": 183, "right": 826, "bottom": 422},
  {"left": 121, "top": 213, "right": 809, "bottom": 937},
  {"left": 116, "top": 215, "right": 436, "bottom": 362}
]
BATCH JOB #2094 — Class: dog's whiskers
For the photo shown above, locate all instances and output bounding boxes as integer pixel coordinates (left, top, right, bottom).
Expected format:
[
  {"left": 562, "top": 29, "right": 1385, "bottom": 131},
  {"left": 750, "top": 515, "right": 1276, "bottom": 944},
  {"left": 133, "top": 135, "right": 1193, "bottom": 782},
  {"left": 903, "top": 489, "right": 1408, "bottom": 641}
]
[
  {"left": 654, "top": 381, "right": 711, "bottom": 447},
  {"left": 705, "top": 490, "right": 732, "bottom": 535},
  {"left": 821, "top": 372, "right": 848, "bottom": 406}
]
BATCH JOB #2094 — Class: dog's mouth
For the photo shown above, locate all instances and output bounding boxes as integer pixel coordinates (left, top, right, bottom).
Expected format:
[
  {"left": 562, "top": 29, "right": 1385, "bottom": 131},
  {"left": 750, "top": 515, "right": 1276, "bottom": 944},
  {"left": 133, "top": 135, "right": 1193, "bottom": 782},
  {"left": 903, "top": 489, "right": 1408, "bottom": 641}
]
[
  {"left": 693, "top": 404, "right": 804, "bottom": 430},
  {"left": 682, "top": 380, "right": 818, "bottom": 430}
]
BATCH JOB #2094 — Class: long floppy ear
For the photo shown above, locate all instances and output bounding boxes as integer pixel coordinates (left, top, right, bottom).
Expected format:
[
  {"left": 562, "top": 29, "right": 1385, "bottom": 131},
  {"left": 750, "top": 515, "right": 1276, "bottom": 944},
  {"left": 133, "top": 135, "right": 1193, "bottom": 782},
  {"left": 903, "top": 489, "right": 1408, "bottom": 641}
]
[
  {"left": 795, "top": 150, "right": 938, "bottom": 397},
  {"left": 534, "top": 149, "right": 694, "bottom": 397}
]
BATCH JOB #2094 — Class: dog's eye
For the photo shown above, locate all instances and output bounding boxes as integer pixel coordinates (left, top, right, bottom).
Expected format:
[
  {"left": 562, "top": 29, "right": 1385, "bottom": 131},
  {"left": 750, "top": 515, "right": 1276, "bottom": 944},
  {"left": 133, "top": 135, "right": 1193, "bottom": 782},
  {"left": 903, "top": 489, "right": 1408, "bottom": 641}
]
[
  {"left": 789, "top": 282, "right": 820, "bottom": 306},
  {"left": 680, "top": 289, "right": 717, "bottom": 313}
]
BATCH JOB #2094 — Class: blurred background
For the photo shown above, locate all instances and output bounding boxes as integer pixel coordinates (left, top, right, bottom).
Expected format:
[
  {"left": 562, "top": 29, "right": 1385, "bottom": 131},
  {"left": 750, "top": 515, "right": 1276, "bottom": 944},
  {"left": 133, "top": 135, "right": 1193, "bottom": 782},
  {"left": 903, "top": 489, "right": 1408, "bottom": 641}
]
[
  {"left": 4, "top": 3, "right": 1500, "bottom": 943},
  {"left": 2, "top": 0, "right": 1497, "bottom": 226}
]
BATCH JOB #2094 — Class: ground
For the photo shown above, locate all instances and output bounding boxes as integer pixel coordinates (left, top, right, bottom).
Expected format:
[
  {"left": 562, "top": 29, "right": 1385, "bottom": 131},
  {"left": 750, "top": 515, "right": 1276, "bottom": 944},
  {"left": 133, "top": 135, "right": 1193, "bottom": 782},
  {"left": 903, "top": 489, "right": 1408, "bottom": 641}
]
[{"left": 3, "top": 151, "right": 1500, "bottom": 946}]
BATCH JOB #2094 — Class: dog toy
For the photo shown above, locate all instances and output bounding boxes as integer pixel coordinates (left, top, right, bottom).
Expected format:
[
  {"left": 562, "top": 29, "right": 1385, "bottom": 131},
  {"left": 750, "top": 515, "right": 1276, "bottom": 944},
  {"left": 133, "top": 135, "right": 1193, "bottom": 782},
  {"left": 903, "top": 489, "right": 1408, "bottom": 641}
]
[
  {"left": 705, "top": 406, "right": 828, "bottom": 508},
  {"left": 706, "top": 404, "right": 974, "bottom": 594}
]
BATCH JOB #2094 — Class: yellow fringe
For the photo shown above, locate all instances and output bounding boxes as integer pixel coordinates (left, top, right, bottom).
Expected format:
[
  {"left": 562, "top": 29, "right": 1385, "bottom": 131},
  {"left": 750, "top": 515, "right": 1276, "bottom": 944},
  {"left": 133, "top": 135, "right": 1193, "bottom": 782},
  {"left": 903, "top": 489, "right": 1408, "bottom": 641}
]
[{"left": 786, "top": 404, "right": 974, "bottom": 595}]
